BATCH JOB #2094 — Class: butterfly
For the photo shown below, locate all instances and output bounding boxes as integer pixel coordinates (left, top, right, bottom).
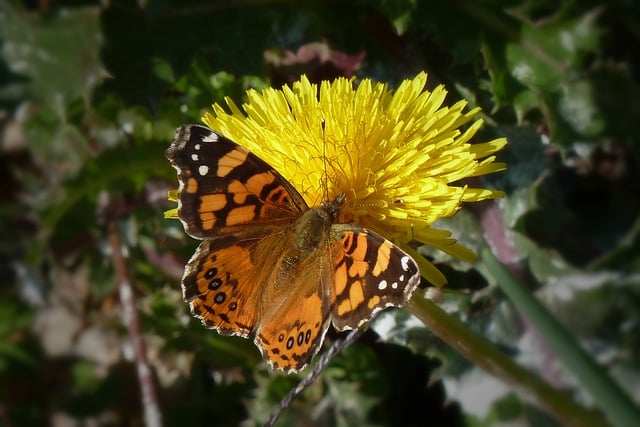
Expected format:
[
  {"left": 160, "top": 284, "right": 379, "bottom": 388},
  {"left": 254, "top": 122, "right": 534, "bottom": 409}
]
[{"left": 167, "top": 124, "right": 421, "bottom": 373}]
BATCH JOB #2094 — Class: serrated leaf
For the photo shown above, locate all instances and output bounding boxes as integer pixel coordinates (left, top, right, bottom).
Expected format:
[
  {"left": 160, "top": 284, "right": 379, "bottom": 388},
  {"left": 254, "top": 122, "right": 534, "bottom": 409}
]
[{"left": 507, "top": 9, "right": 601, "bottom": 89}]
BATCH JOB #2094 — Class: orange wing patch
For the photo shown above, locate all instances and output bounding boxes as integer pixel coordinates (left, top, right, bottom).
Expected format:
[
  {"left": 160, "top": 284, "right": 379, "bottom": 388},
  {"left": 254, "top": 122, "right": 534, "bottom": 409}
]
[
  {"left": 183, "top": 238, "right": 262, "bottom": 337},
  {"left": 256, "top": 286, "right": 331, "bottom": 373},
  {"left": 329, "top": 226, "right": 421, "bottom": 331},
  {"left": 186, "top": 177, "right": 198, "bottom": 194},
  {"left": 217, "top": 146, "right": 248, "bottom": 177}
]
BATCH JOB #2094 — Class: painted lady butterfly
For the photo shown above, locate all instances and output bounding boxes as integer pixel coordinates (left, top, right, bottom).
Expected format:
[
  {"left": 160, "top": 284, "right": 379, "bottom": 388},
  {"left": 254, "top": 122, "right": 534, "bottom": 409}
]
[{"left": 167, "top": 124, "right": 420, "bottom": 373}]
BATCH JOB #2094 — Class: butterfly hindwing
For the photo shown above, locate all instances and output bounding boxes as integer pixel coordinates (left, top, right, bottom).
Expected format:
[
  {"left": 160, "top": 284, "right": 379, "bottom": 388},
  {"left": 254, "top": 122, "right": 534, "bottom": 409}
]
[
  {"left": 329, "top": 225, "right": 421, "bottom": 331},
  {"left": 167, "top": 125, "right": 307, "bottom": 239},
  {"left": 255, "top": 283, "right": 331, "bottom": 373},
  {"left": 183, "top": 225, "right": 295, "bottom": 337},
  {"left": 182, "top": 236, "right": 262, "bottom": 337}
]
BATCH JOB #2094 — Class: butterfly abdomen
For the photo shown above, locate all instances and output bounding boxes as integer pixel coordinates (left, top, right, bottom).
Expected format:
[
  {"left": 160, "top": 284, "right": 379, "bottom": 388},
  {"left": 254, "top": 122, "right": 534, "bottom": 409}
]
[{"left": 293, "top": 209, "right": 332, "bottom": 257}]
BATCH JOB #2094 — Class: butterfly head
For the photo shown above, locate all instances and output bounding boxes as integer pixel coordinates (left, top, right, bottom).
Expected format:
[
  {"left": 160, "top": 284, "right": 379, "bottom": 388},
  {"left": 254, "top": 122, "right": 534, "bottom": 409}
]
[{"left": 319, "top": 193, "right": 346, "bottom": 223}]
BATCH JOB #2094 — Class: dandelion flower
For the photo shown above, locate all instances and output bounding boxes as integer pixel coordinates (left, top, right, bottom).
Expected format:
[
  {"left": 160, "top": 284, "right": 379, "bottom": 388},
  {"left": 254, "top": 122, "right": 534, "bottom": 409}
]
[{"left": 181, "top": 72, "right": 506, "bottom": 286}]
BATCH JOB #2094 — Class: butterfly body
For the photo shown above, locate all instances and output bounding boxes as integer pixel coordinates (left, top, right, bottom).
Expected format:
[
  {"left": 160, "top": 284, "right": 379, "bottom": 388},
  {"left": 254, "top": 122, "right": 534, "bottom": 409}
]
[{"left": 168, "top": 124, "right": 420, "bottom": 373}]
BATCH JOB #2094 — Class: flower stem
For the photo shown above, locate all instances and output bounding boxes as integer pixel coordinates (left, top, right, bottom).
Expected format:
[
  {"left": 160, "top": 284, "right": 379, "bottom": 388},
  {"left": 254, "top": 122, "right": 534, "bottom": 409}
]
[
  {"left": 408, "top": 295, "right": 609, "bottom": 427},
  {"left": 108, "top": 219, "right": 162, "bottom": 427},
  {"left": 482, "top": 248, "right": 640, "bottom": 427}
]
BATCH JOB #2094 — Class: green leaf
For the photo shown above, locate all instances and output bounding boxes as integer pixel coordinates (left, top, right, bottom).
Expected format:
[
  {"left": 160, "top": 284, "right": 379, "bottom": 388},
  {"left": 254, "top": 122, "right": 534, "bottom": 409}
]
[
  {"left": 41, "top": 139, "right": 170, "bottom": 231},
  {"left": 0, "top": 341, "right": 37, "bottom": 368},
  {"left": 483, "top": 249, "right": 640, "bottom": 427},
  {"left": 0, "top": 5, "right": 104, "bottom": 102},
  {"left": 506, "top": 9, "right": 600, "bottom": 89}
]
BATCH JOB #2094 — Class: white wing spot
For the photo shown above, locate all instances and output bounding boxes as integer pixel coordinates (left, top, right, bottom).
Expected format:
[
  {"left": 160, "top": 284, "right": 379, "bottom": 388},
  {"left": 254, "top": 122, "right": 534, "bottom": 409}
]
[
  {"left": 198, "top": 165, "right": 209, "bottom": 176},
  {"left": 401, "top": 256, "right": 411, "bottom": 271},
  {"left": 202, "top": 133, "right": 218, "bottom": 142},
  {"left": 378, "top": 280, "right": 388, "bottom": 291},
  {"left": 391, "top": 282, "right": 398, "bottom": 289},
  {"left": 399, "top": 274, "right": 405, "bottom": 282},
  {"left": 194, "top": 144, "right": 201, "bottom": 150},
  {"left": 191, "top": 153, "right": 199, "bottom": 161}
]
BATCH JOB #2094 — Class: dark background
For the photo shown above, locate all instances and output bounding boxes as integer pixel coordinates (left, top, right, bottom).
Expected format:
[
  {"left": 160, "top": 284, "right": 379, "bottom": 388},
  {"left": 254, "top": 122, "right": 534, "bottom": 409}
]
[{"left": 1, "top": 0, "right": 639, "bottom": 425}]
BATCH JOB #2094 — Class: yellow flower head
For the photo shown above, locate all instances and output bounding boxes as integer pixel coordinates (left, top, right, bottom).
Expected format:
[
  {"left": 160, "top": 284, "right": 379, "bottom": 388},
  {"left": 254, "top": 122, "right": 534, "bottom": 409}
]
[{"left": 193, "top": 72, "right": 506, "bottom": 286}]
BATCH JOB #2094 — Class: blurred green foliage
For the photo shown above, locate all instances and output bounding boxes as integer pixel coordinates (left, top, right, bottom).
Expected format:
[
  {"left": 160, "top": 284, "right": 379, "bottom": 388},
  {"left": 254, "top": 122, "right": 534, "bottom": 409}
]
[{"left": 1, "top": 0, "right": 639, "bottom": 426}]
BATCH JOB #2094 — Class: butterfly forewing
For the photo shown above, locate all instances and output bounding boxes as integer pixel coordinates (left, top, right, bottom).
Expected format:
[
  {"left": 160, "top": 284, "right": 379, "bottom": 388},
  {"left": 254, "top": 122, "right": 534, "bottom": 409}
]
[{"left": 167, "top": 125, "right": 307, "bottom": 239}]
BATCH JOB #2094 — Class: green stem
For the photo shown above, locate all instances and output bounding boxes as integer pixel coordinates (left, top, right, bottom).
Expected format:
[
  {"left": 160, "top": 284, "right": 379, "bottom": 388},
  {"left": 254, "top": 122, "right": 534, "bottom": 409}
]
[
  {"left": 482, "top": 249, "right": 640, "bottom": 427},
  {"left": 408, "top": 295, "right": 608, "bottom": 427}
]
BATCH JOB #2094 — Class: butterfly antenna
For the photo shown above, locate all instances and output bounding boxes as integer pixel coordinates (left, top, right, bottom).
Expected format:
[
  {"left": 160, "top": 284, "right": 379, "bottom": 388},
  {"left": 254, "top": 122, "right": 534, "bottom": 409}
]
[
  {"left": 263, "top": 326, "right": 367, "bottom": 427},
  {"left": 321, "top": 118, "right": 329, "bottom": 202}
]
